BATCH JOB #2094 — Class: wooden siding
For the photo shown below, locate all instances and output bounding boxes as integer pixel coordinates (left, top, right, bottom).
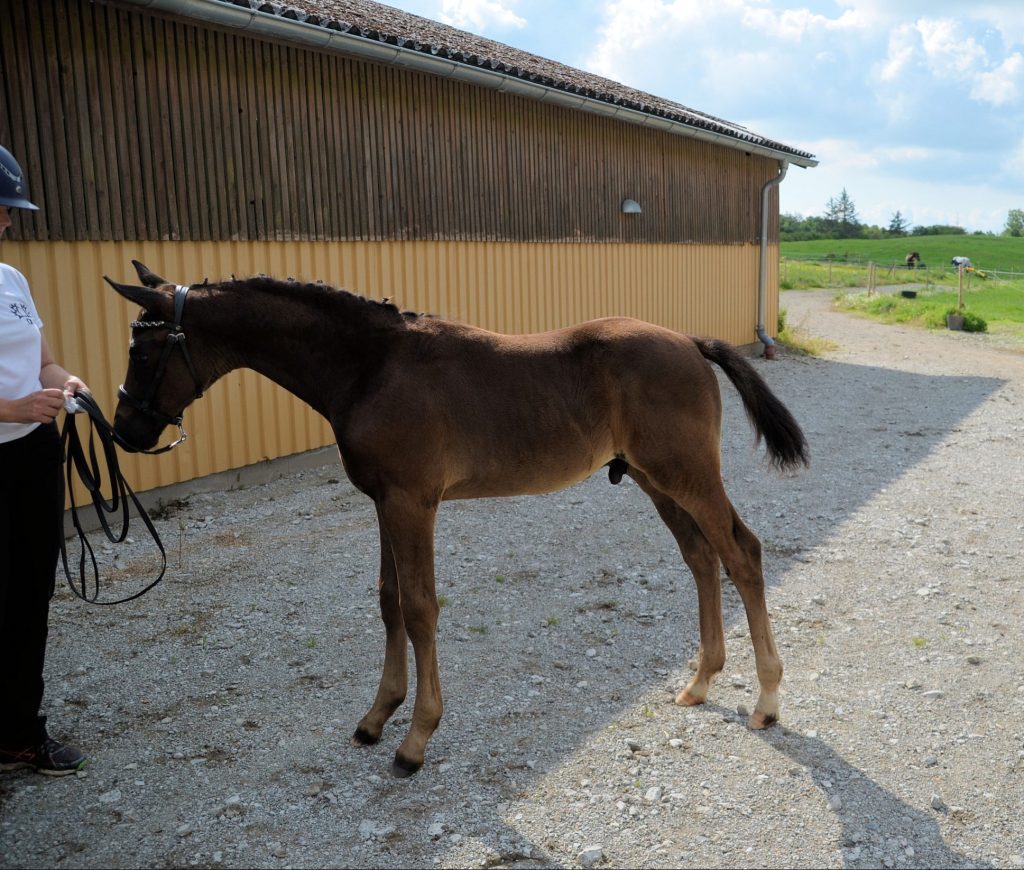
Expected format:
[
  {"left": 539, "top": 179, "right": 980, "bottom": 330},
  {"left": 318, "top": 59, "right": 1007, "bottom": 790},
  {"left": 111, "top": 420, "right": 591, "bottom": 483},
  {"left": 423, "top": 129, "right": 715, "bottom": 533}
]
[
  {"left": 0, "top": 0, "right": 780, "bottom": 246},
  {"left": 0, "top": 239, "right": 777, "bottom": 493}
]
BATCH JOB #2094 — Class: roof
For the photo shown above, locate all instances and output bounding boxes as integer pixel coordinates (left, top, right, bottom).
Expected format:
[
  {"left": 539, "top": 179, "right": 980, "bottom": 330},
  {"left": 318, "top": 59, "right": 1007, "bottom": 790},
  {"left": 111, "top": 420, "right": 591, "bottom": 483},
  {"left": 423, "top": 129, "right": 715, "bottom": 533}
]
[{"left": 133, "top": 0, "right": 818, "bottom": 167}]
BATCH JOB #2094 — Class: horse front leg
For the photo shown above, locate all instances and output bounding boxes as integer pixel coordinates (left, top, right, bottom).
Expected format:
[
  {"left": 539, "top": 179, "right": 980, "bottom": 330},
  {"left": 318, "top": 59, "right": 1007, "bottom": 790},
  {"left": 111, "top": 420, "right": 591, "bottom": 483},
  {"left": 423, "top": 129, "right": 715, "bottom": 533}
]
[
  {"left": 352, "top": 516, "right": 408, "bottom": 747},
  {"left": 376, "top": 491, "right": 443, "bottom": 777}
]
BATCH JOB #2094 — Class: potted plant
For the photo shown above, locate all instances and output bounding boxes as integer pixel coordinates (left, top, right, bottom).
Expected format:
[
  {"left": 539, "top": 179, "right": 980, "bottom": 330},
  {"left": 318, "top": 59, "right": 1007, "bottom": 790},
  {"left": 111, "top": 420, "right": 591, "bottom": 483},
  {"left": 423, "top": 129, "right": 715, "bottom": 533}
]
[{"left": 946, "top": 308, "right": 965, "bottom": 330}]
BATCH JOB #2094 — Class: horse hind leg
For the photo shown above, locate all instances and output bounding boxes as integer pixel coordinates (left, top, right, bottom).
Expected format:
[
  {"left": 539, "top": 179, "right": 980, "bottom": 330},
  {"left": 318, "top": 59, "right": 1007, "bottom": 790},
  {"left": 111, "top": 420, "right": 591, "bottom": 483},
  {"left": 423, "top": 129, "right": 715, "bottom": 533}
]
[
  {"left": 352, "top": 514, "right": 409, "bottom": 747},
  {"left": 685, "top": 488, "right": 784, "bottom": 730},
  {"left": 627, "top": 468, "right": 725, "bottom": 708}
]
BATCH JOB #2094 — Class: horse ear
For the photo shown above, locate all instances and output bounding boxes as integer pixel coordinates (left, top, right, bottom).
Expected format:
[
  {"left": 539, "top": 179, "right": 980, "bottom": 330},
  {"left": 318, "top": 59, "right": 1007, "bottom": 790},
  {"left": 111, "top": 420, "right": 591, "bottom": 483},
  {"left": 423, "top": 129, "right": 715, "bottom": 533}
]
[
  {"left": 103, "top": 276, "right": 174, "bottom": 318},
  {"left": 132, "top": 260, "right": 171, "bottom": 288}
]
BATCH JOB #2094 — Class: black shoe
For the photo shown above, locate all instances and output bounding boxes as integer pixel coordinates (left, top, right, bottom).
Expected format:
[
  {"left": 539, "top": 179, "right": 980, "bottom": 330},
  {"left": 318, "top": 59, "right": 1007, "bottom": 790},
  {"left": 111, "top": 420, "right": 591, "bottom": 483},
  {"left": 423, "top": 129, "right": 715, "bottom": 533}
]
[{"left": 0, "top": 736, "right": 88, "bottom": 777}]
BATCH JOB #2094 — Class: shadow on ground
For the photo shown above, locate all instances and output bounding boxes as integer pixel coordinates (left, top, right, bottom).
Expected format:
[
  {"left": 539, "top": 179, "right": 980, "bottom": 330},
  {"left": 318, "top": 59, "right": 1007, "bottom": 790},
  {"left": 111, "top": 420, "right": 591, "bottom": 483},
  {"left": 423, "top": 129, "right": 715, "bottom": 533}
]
[{"left": 0, "top": 355, "right": 1008, "bottom": 869}]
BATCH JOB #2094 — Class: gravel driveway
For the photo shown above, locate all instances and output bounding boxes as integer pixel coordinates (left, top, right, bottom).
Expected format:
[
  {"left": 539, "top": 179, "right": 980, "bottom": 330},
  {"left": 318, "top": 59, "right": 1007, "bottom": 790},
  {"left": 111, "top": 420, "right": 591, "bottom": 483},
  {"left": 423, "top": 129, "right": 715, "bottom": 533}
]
[{"left": 2, "top": 288, "right": 1022, "bottom": 869}]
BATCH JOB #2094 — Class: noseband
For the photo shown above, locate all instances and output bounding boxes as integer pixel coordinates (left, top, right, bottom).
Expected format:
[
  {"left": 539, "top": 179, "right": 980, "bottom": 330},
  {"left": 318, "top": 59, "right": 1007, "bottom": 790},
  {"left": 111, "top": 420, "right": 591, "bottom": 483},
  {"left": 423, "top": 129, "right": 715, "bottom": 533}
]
[{"left": 117, "top": 284, "right": 204, "bottom": 454}]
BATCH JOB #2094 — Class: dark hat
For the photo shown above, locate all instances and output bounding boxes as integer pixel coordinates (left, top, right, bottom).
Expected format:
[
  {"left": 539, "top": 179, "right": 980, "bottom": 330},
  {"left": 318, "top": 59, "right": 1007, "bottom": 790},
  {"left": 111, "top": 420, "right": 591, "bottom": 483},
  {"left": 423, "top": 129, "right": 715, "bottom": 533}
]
[{"left": 0, "top": 145, "right": 39, "bottom": 210}]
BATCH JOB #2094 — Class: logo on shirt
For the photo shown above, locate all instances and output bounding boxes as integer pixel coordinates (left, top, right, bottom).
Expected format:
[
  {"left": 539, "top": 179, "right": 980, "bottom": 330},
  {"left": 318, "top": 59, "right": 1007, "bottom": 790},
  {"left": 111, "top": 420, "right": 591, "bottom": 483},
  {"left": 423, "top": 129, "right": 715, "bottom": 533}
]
[{"left": 9, "top": 301, "right": 36, "bottom": 325}]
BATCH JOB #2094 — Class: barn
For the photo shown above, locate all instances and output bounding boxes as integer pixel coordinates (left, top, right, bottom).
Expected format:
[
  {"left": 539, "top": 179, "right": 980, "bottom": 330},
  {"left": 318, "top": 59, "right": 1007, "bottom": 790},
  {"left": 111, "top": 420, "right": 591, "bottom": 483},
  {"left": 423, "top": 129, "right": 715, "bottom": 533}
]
[{"left": 0, "top": 0, "right": 817, "bottom": 494}]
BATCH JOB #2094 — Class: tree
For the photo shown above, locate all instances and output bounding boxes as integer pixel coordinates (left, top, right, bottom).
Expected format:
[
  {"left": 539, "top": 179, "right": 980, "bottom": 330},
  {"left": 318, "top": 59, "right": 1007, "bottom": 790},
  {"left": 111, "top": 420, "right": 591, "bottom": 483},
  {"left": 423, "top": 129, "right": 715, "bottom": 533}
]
[
  {"left": 824, "top": 188, "right": 860, "bottom": 237},
  {"left": 1004, "top": 208, "right": 1024, "bottom": 237},
  {"left": 912, "top": 224, "right": 966, "bottom": 236},
  {"left": 887, "top": 210, "right": 909, "bottom": 236}
]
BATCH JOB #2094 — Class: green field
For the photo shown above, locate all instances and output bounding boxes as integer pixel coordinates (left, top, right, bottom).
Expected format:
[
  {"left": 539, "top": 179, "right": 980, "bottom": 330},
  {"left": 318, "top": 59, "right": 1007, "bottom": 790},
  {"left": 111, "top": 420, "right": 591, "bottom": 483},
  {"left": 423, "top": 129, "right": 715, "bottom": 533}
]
[{"left": 781, "top": 235, "right": 1024, "bottom": 274}]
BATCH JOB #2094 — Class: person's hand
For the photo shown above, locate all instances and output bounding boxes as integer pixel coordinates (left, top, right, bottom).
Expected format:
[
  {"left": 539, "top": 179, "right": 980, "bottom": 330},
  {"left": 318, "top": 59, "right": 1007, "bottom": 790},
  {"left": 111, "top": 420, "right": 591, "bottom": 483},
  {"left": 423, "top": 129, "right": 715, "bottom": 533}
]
[
  {"left": 64, "top": 375, "right": 90, "bottom": 398},
  {"left": 6, "top": 388, "right": 65, "bottom": 424}
]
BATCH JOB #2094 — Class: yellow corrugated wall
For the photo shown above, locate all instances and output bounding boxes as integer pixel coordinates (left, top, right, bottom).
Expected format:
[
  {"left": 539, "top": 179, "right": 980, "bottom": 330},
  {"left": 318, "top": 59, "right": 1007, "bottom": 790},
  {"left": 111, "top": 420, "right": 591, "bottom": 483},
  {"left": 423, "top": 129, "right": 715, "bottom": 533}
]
[{"left": 0, "top": 240, "right": 777, "bottom": 492}]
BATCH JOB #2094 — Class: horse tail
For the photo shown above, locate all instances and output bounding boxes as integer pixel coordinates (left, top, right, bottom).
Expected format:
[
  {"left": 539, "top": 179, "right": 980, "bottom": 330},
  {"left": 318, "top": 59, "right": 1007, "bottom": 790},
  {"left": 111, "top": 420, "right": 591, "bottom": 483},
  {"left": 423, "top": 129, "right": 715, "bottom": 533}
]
[{"left": 692, "top": 337, "right": 809, "bottom": 472}]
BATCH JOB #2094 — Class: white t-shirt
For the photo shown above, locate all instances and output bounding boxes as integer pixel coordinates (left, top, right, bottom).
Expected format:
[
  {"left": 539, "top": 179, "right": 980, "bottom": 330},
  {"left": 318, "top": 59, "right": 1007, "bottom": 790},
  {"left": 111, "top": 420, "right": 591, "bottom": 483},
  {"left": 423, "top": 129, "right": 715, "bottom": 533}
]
[{"left": 0, "top": 263, "right": 44, "bottom": 443}]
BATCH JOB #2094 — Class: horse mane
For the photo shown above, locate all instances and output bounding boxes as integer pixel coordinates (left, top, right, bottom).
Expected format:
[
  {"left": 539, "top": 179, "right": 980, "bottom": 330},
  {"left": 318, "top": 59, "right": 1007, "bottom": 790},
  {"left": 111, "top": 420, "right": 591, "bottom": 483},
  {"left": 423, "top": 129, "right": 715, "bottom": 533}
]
[{"left": 215, "top": 274, "right": 426, "bottom": 323}]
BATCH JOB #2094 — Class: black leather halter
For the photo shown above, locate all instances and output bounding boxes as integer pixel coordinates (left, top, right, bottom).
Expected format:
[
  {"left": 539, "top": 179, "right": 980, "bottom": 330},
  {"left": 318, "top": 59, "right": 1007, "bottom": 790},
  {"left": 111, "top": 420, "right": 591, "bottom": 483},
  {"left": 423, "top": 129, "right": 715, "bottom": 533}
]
[{"left": 117, "top": 284, "right": 204, "bottom": 454}]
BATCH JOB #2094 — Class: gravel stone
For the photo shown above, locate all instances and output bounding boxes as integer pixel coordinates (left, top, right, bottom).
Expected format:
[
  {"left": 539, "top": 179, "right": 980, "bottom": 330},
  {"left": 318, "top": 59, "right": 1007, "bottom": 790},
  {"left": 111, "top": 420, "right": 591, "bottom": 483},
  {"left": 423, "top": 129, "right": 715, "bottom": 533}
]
[{"left": 1, "top": 287, "right": 1021, "bottom": 869}]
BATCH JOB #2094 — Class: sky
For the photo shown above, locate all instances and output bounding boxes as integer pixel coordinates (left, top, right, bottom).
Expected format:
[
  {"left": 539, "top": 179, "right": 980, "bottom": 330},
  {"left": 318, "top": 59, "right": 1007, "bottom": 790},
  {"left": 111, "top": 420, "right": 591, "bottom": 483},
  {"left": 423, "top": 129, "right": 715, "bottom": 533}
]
[{"left": 380, "top": 0, "right": 1024, "bottom": 234}]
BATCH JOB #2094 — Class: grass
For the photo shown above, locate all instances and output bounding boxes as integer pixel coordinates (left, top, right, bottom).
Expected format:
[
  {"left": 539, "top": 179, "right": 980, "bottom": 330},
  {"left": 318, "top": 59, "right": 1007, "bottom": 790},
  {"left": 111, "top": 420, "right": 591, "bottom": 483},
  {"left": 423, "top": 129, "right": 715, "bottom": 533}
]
[
  {"left": 836, "top": 281, "right": 1024, "bottom": 339},
  {"left": 781, "top": 234, "right": 1024, "bottom": 274}
]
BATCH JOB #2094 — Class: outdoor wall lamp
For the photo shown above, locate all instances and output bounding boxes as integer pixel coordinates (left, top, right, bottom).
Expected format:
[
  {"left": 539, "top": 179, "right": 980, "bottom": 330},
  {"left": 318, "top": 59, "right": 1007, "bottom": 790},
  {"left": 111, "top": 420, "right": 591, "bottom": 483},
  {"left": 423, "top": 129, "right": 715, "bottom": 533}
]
[{"left": 621, "top": 198, "right": 642, "bottom": 214}]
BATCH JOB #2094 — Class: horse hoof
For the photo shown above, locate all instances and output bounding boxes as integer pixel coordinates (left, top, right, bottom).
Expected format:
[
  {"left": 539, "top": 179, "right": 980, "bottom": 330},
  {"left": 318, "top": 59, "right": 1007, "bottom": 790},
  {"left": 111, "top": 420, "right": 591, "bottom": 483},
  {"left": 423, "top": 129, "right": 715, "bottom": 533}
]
[
  {"left": 351, "top": 727, "right": 380, "bottom": 747},
  {"left": 391, "top": 754, "right": 422, "bottom": 778},
  {"left": 748, "top": 710, "right": 778, "bottom": 730},
  {"left": 675, "top": 689, "right": 705, "bottom": 707}
]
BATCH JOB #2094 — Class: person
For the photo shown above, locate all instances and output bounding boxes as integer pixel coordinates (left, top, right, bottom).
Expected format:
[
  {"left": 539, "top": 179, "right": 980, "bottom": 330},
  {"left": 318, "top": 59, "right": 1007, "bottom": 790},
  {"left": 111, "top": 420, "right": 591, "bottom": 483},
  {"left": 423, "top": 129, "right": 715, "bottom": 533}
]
[
  {"left": 951, "top": 256, "right": 972, "bottom": 270},
  {"left": 0, "top": 144, "right": 90, "bottom": 775}
]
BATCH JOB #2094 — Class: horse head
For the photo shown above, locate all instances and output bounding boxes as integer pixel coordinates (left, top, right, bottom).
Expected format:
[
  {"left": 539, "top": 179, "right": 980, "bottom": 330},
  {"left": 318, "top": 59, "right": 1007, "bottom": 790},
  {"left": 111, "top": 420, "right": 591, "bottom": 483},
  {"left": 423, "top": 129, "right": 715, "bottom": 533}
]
[{"left": 104, "top": 261, "right": 209, "bottom": 452}]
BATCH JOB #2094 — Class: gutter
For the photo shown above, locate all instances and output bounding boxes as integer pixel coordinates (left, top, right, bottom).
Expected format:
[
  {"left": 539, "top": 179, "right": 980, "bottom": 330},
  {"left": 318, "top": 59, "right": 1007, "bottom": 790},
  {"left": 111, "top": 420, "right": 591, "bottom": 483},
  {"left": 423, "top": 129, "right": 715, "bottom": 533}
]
[
  {"left": 118, "top": 0, "right": 818, "bottom": 169},
  {"left": 756, "top": 160, "right": 789, "bottom": 359}
]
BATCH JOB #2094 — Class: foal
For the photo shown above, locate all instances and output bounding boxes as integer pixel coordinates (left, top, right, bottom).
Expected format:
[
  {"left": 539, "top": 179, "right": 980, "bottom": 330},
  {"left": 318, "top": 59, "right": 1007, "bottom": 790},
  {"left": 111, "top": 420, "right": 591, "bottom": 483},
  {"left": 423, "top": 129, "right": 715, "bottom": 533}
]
[{"left": 108, "top": 261, "right": 808, "bottom": 777}]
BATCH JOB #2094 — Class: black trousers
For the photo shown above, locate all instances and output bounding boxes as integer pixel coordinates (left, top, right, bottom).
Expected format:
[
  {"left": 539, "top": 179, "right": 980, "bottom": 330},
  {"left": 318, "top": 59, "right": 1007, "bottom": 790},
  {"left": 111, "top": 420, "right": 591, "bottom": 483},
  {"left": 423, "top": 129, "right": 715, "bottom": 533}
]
[{"left": 0, "top": 422, "right": 62, "bottom": 746}]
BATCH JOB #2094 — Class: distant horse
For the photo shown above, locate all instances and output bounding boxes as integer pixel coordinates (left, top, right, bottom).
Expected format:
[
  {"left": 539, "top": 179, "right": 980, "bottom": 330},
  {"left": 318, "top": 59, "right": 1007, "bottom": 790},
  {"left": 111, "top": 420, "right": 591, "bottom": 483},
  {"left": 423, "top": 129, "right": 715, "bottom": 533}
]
[
  {"left": 905, "top": 251, "right": 920, "bottom": 269},
  {"left": 107, "top": 261, "right": 809, "bottom": 777}
]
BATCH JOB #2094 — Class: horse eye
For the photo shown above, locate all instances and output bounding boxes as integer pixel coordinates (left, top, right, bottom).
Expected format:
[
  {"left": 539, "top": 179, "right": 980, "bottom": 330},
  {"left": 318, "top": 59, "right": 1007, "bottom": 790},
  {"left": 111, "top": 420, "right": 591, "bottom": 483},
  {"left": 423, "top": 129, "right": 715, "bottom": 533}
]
[{"left": 129, "top": 345, "right": 149, "bottom": 363}]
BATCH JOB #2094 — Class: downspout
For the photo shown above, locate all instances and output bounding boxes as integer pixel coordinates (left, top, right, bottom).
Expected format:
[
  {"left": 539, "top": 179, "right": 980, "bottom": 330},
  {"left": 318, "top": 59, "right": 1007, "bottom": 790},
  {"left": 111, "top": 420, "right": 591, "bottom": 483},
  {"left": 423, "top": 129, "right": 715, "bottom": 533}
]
[{"left": 757, "top": 160, "right": 789, "bottom": 359}]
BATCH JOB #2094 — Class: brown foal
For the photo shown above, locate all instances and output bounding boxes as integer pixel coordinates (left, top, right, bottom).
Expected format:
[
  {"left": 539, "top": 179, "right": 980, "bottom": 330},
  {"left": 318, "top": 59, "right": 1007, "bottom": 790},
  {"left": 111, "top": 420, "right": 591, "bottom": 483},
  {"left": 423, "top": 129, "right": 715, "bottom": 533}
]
[{"left": 107, "top": 261, "right": 808, "bottom": 777}]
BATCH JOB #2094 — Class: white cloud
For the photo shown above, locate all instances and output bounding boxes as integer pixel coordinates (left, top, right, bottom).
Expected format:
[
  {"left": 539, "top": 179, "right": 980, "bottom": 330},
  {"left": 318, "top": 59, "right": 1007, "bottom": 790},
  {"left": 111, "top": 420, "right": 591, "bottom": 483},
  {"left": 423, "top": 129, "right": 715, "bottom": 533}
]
[
  {"left": 877, "top": 145, "right": 939, "bottom": 163},
  {"left": 791, "top": 138, "right": 958, "bottom": 177},
  {"left": 971, "top": 52, "right": 1023, "bottom": 105},
  {"left": 917, "top": 18, "right": 987, "bottom": 77},
  {"left": 585, "top": 0, "right": 721, "bottom": 79},
  {"left": 877, "top": 23, "right": 918, "bottom": 82},
  {"left": 870, "top": 13, "right": 1023, "bottom": 116},
  {"left": 740, "top": 5, "right": 863, "bottom": 40},
  {"left": 438, "top": 0, "right": 526, "bottom": 31}
]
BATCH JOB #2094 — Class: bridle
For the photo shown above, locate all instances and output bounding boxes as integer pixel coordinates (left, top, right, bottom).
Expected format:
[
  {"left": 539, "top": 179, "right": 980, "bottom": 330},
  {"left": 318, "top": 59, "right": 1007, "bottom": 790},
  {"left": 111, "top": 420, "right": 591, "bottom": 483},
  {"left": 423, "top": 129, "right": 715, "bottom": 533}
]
[{"left": 117, "top": 284, "right": 204, "bottom": 454}]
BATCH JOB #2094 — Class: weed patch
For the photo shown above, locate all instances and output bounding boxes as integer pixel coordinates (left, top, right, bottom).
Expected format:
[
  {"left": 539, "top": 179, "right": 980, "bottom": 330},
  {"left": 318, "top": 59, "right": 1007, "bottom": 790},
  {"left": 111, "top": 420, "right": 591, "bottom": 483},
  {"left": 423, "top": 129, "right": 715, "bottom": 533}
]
[
  {"left": 836, "top": 287, "right": 1017, "bottom": 336},
  {"left": 776, "top": 309, "right": 839, "bottom": 356}
]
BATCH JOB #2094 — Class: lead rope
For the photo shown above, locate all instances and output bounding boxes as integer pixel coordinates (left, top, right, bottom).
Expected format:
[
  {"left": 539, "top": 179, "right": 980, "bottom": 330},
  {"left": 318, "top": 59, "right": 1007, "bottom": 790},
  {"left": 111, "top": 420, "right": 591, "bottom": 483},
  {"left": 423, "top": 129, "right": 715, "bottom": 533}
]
[{"left": 59, "top": 392, "right": 167, "bottom": 604}]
